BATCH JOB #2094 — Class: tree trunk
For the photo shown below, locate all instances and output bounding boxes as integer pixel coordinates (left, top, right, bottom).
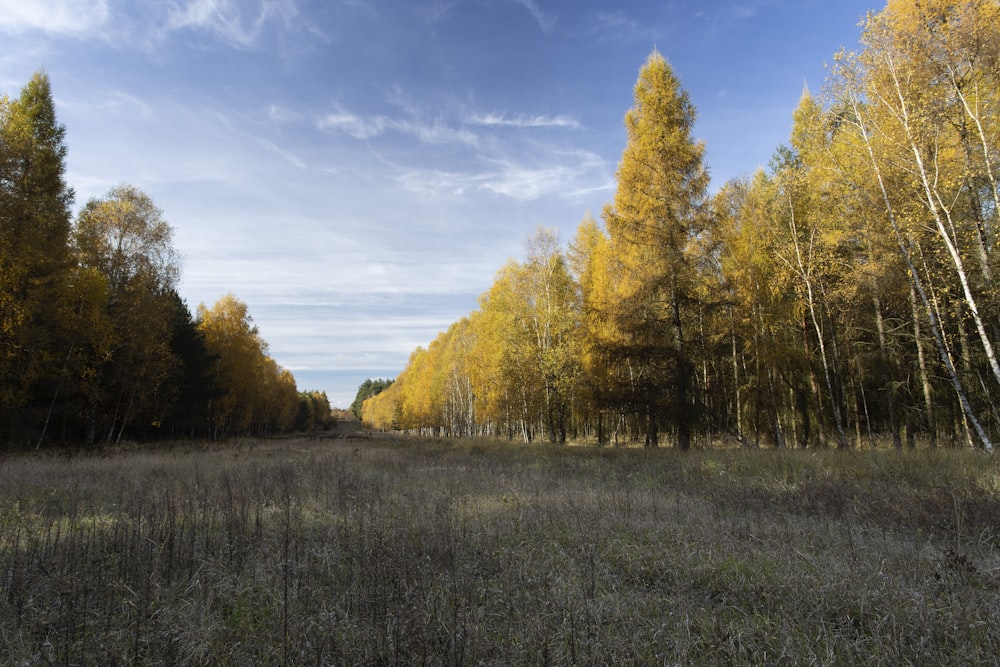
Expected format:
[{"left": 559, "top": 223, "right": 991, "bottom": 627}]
[{"left": 847, "top": 90, "right": 993, "bottom": 450}]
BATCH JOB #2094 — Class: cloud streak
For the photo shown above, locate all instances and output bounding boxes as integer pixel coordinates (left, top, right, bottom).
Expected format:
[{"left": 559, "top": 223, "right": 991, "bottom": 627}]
[
  {"left": 317, "top": 106, "right": 479, "bottom": 146},
  {"left": 165, "top": 0, "right": 298, "bottom": 48},
  {"left": 396, "top": 149, "right": 606, "bottom": 202},
  {"left": 511, "top": 0, "right": 556, "bottom": 33},
  {"left": 0, "top": 0, "right": 109, "bottom": 36},
  {"left": 467, "top": 112, "right": 580, "bottom": 129}
]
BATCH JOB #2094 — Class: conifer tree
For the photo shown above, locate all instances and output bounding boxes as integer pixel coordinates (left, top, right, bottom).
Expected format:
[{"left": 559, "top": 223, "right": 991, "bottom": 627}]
[
  {"left": 599, "top": 51, "right": 711, "bottom": 449},
  {"left": 0, "top": 72, "right": 74, "bottom": 440}
]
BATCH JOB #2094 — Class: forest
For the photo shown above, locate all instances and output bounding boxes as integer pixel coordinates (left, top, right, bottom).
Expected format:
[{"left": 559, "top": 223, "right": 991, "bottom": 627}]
[
  {"left": 0, "top": 74, "right": 331, "bottom": 446},
  {"left": 363, "top": 0, "right": 1000, "bottom": 451}
]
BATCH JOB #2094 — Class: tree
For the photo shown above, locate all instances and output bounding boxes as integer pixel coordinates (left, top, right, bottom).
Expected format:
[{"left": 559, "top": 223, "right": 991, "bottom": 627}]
[
  {"left": 198, "top": 293, "right": 299, "bottom": 438},
  {"left": 72, "top": 185, "right": 181, "bottom": 443},
  {"left": 0, "top": 71, "right": 75, "bottom": 441},
  {"left": 198, "top": 294, "right": 264, "bottom": 437},
  {"left": 598, "top": 50, "right": 712, "bottom": 449},
  {"left": 164, "top": 291, "right": 219, "bottom": 438},
  {"left": 461, "top": 229, "right": 581, "bottom": 443},
  {"left": 569, "top": 214, "right": 617, "bottom": 444},
  {"left": 296, "top": 390, "right": 332, "bottom": 431},
  {"left": 351, "top": 378, "right": 393, "bottom": 420},
  {"left": 830, "top": 0, "right": 999, "bottom": 449},
  {"left": 74, "top": 185, "right": 179, "bottom": 295}
]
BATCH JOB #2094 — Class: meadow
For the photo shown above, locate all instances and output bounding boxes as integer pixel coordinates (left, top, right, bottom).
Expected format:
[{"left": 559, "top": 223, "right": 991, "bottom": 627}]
[{"left": 2, "top": 429, "right": 999, "bottom": 665}]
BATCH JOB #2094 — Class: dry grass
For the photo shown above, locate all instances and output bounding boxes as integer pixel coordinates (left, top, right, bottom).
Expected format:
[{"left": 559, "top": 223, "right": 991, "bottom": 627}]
[{"left": 2, "top": 433, "right": 999, "bottom": 665}]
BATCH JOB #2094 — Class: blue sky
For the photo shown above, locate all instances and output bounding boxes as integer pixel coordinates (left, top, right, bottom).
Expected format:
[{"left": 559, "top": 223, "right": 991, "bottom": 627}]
[{"left": 1, "top": 0, "right": 877, "bottom": 408}]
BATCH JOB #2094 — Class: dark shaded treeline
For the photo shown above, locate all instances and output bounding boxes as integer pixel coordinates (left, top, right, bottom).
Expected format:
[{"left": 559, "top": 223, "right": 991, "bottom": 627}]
[{"left": 0, "top": 73, "right": 331, "bottom": 447}]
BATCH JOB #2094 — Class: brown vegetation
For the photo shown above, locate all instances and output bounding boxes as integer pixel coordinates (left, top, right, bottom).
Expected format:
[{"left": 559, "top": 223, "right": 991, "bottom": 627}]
[{"left": 2, "top": 434, "right": 999, "bottom": 664}]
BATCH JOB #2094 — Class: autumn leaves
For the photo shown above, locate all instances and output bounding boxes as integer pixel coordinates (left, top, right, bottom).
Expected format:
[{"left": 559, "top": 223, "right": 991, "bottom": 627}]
[
  {"left": 1, "top": 75, "right": 313, "bottom": 444},
  {"left": 366, "top": 1, "right": 1000, "bottom": 450}
]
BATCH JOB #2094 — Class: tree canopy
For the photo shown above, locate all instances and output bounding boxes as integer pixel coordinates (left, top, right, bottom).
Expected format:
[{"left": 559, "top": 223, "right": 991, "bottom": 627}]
[
  {"left": 0, "top": 74, "right": 318, "bottom": 447},
  {"left": 364, "top": 1, "right": 1000, "bottom": 451}
]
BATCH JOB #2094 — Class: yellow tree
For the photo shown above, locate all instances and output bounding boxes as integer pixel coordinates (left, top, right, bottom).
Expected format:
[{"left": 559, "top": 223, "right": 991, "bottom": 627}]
[
  {"left": 463, "top": 229, "right": 581, "bottom": 443},
  {"left": 431, "top": 318, "right": 476, "bottom": 437},
  {"left": 522, "top": 227, "right": 581, "bottom": 443},
  {"left": 398, "top": 342, "right": 443, "bottom": 433},
  {"left": 198, "top": 294, "right": 271, "bottom": 438},
  {"left": 715, "top": 173, "right": 803, "bottom": 447},
  {"left": 569, "top": 214, "right": 625, "bottom": 444},
  {"left": 362, "top": 379, "right": 401, "bottom": 431},
  {"left": 468, "top": 261, "right": 541, "bottom": 441},
  {"left": 599, "top": 51, "right": 712, "bottom": 449},
  {"left": 73, "top": 185, "right": 181, "bottom": 443},
  {"left": 0, "top": 72, "right": 74, "bottom": 440},
  {"left": 832, "top": 0, "right": 998, "bottom": 449},
  {"left": 769, "top": 93, "right": 853, "bottom": 449},
  {"left": 256, "top": 359, "right": 299, "bottom": 435}
]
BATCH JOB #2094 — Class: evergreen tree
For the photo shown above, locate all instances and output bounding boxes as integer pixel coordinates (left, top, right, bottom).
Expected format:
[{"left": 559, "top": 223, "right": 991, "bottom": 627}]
[
  {"left": 351, "top": 378, "right": 394, "bottom": 420},
  {"left": 165, "top": 291, "right": 219, "bottom": 438}
]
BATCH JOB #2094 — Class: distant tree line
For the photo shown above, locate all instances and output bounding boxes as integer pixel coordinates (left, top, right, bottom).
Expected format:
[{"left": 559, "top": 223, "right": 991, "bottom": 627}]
[
  {"left": 351, "top": 378, "right": 394, "bottom": 420},
  {"left": 0, "top": 72, "right": 331, "bottom": 447},
  {"left": 364, "top": 0, "right": 1000, "bottom": 450}
]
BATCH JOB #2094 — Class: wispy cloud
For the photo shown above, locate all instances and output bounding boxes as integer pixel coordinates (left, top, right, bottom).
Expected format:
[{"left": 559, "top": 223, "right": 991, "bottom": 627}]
[
  {"left": 258, "top": 138, "right": 306, "bottom": 170},
  {"left": 0, "top": 0, "right": 305, "bottom": 52},
  {"left": 467, "top": 112, "right": 580, "bottom": 129},
  {"left": 591, "top": 11, "right": 636, "bottom": 35},
  {"left": 422, "top": 0, "right": 465, "bottom": 26},
  {"left": 165, "top": 0, "right": 298, "bottom": 49},
  {"left": 317, "top": 103, "right": 479, "bottom": 146},
  {"left": 0, "top": 0, "right": 109, "bottom": 36},
  {"left": 693, "top": 2, "right": 762, "bottom": 36},
  {"left": 317, "top": 107, "right": 389, "bottom": 140},
  {"left": 267, "top": 104, "right": 304, "bottom": 124},
  {"left": 511, "top": 0, "right": 556, "bottom": 33},
  {"left": 61, "top": 89, "right": 154, "bottom": 119},
  {"left": 586, "top": 10, "right": 666, "bottom": 43},
  {"left": 397, "top": 150, "right": 605, "bottom": 202}
]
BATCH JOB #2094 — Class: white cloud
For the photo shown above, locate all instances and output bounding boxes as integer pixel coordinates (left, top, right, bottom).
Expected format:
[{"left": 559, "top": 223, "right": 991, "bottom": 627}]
[
  {"left": 0, "top": 0, "right": 109, "bottom": 35},
  {"left": 397, "top": 150, "right": 606, "bottom": 202},
  {"left": 468, "top": 112, "right": 580, "bottom": 129},
  {"left": 258, "top": 138, "right": 307, "bottom": 170},
  {"left": 165, "top": 0, "right": 298, "bottom": 48},
  {"left": 317, "top": 108, "right": 389, "bottom": 140},
  {"left": 590, "top": 11, "right": 637, "bottom": 37},
  {"left": 267, "top": 104, "right": 303, "bottom": 123},
  {"left": 317, "top": 104, "right": 479, "bottom": 146},
  {"left": 399, "top": 118, "right": 479, "bottom": 146},
  {"left": 511, "top": 0, "right": 556, "bottom": 33},
  {"left": 479, "top": 158, "right": 592, "bottom": 201}
]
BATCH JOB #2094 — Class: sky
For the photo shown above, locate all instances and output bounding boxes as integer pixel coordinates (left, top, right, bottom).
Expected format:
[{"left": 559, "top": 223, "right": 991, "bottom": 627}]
[{"left": 0, "top": 0, "right": 878, "bottom": 409}]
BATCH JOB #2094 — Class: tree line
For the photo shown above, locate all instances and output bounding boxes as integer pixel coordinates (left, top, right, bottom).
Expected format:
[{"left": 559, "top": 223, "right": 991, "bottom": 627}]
[
  {"left": 1, "top": 73, "right": 331, "bottom": 447},
  {"left": 363, "top": 0, "right": 1000, "bottom": 450}
]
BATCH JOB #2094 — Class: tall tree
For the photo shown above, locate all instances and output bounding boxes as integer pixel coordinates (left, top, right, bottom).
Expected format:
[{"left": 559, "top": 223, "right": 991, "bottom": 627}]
[
  {"left": 197, "top": 293, "right": 298, "bottom": 438},
  {"left": 599, "top": 50, "right": 712, "bottom": 449},
  {"left": 569, "top": 214, "right": 617, "bottom": 444},
  {"left": 0, "top": 72, "right": 74, "bottom": 441},
  {"left": 73, "top": 185, "right": 181, "bottom": 443},
  {"left": 830, "top": 0, "right": 999, "bottom": 449},
  {"left": 165, "top": 291, "right": 219, "bottom": 438}
]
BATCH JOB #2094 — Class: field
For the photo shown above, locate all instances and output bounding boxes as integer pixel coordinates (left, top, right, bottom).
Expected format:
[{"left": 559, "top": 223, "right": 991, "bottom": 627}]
[{"left": 2, "top": 428, "right": 1000, "bottom": 665}]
